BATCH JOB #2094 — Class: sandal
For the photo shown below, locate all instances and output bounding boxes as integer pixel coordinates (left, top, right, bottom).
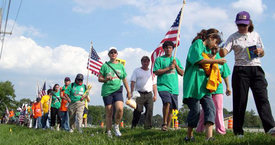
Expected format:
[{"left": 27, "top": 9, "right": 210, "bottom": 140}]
[{"left": 161, "top": 124, "right": 168, "bottom": 131}]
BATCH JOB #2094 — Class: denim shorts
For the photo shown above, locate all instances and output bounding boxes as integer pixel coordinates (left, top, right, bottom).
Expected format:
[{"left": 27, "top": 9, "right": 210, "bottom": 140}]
[
  {"left": 158, "top": 91, "right": 178, "bottom": 109},
  {"left": 103, "top": 86, "right": 124, "bottom": 106}
]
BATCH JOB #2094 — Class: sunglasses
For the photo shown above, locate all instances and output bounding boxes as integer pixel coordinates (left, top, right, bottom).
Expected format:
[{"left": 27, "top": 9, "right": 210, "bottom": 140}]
[
  {"left": 77, "top": 79, "right": 83, "bottom": 82},
  {"left": 237, "top": 24, "right": 248, "bottom": 27},
  {"left": 109, "top": 51, "right": 117, "bottom": 54}
]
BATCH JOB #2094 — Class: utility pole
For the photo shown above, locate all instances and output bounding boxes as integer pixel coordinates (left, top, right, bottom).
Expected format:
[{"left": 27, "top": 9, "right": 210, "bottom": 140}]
[{"left": 0, "top": 8, "right": 12, "bottom": 35}]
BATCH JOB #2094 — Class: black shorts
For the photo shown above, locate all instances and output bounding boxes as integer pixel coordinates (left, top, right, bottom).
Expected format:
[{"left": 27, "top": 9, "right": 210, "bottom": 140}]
[
  {"left": 83, "top": 107, "right": 88, "bottom": 115},
  {"left": 103, "top": 86, "right": 124, "bottom": 106},
  {"left": 158, "top": 91, "right": 178, "bottom": 109}
]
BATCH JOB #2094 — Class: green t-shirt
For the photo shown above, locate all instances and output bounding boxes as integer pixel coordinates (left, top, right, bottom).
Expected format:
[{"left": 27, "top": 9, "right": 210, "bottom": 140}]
[
  {"left": 99, "top": 62, "right": 127, "bottom": 97},
  {"left": 183, "top": 39, "right": 211, "bottom": 101},
  {"left": 153, "top": 56, "right": 183, "bottom": 95},
  {"left": 15, "top": 112, "right": 20, "bottom": 117},
  {"left": 65, "top": 83, "right": 86, "bottom": 103},
  {"left": 51, "top": 91, "right": 61, "bottom": 109},
  {"left": 212, "top": 53, "right": 231, "bottom": 94}
]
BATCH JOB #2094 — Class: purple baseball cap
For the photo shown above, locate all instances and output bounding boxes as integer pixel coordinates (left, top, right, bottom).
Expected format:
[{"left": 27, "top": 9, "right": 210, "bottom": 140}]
[{"left": 235, "top": 11, "right": 250, "bottom": 25}]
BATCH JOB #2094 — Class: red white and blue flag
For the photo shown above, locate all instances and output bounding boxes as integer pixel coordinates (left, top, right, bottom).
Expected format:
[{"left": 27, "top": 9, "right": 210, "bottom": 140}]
[
  {"left": 38, "top": 81, "right": 46, "bottom": 98},
  {"left": 151, "top": 9, "right": 182, "bottom": 75},
  {"left": 87, "top": 47, "right": 103, "bottom": 76}
]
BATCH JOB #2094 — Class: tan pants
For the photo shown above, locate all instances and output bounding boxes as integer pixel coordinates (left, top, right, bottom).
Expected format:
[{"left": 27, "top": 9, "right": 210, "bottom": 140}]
[{"left": 68, "top": 101, "right": 85, "bottom": 131}]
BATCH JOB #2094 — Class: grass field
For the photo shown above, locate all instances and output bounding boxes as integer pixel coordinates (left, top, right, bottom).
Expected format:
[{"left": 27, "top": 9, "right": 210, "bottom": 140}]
[{"left": 0, "top": 124, "right": 274, "bottom": 145}]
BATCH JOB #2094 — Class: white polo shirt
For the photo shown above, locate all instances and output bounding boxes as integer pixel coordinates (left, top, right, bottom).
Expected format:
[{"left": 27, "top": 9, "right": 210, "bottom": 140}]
[
  {"left": 130, "top": 67, "right": 156, "bottom": 92},
  {"left": 224, "top": 31, "right": 264, "bottom": 66}
]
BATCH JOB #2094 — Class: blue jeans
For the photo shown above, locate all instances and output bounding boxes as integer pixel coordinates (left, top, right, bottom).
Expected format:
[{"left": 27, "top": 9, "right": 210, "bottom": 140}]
[
  {"left": 41, "top": 113, "right": 49, "bottom": 129},
  {"left": 60, "top": 111, "right": 70, "bottom": 131},
  {"left": 33, "top": 117, "right": 42, "bottom": 129}
]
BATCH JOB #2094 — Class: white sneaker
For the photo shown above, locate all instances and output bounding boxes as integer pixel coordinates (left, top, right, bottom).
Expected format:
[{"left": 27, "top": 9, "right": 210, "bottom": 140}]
[
  {"left": 113, "top": 124, "right": 122, "bottom": 137},
  {"left": 56, "top": 125, "right": 60, "bottom": 131},
  {"left": 237, "top": 135, "right": 244, "bottom": 138},
  {"left": 268, "top": 127, "right": 275, "bottom": 135},
  {"left": 69, "top": 129, "right": 73, "bottom": 133},
  {"left": 50, "top": 127, "right": 55, "bottom": 131},
  {"left": 107, "top": 130, "right": 112, "bottom": 138}
]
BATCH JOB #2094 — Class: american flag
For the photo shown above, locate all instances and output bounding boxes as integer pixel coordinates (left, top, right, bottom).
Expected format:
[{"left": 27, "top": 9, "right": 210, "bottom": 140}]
[
  {"left": 87, "top": 47, "right": 103, "bottom": 76},
  {"left": 151, "top": 9, "right": 182, "bottom": 75},
  {"left": 38, "top": 82, "right": 46, "bottom": 98}
]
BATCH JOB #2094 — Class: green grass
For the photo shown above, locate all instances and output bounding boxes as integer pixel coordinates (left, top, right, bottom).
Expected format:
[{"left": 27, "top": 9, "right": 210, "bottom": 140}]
[{"left": 0, "top": 124, "right": 274, "bottom": 145}]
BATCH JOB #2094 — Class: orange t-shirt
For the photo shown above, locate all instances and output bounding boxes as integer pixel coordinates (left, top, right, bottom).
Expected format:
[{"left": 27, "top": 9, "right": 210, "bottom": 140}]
[
  {"left": 9, "top": 110, "right": 14, "bottom": 117},
  {"left": 60, "top": 87, "right": 68, "bottom": 111},
  {"left": 32, "top": 102, "right": 42, "bottom": 118}
]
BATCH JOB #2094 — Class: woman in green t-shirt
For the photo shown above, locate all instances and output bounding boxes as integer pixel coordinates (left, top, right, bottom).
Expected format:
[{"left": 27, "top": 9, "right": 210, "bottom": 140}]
[
  {"left": 98, "top": 47, "right": 131, "bottom": 137},
  {"left": 183, "top": 28, "right": 226, "bottom": 142},
  {"left": 50, "top": 84, "right": 61, "bottom": 131}
]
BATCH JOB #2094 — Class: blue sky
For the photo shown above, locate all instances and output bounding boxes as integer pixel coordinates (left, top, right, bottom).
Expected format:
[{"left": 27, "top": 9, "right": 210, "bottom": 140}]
[{"left": 1, "top": 0, "right": 275, "bottom": 117}]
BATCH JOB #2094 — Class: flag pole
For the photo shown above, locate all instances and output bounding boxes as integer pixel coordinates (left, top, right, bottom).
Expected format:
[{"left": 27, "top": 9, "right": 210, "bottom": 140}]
[
  {"left": 86, "top": 41, "right": 93, "bottom": 86},
  {"left": 173, "top": 0, "right": 186, "bottom": 59},
  {"left": 37, "top": 80, "right": 39, "bottom": 98}
]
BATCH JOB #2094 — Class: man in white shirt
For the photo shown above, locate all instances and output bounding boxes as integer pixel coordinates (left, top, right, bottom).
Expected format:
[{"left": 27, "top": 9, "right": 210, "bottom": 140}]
[{"left": 130, "top": 56, "right": 157, "bottom": 129}]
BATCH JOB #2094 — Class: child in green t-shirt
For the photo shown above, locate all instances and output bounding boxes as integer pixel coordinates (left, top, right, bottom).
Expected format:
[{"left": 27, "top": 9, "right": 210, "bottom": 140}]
[
  {"left": 196, "top": 46, "right": 231, "bottom": 135},
  {"left": 183, "top": 28, "right": 226, "bottom": 142}
]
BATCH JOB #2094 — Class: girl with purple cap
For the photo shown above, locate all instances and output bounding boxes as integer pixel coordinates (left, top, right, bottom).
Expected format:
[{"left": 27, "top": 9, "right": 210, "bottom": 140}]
[{"left": 220, "top": 11, "right": 275, "bottom": 137}]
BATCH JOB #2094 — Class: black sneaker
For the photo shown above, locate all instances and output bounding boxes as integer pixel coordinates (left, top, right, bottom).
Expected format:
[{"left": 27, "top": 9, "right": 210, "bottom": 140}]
[
  {"left": 184, "top": 136, "right": 195, "bottom": 142},
  {"left": 206, "top": 137, "right": 215, "bottom": 142}
]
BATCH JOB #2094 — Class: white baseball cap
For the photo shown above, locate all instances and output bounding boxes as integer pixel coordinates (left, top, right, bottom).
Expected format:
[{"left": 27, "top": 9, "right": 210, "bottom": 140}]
[{"left": 108, "top": 47, "right": 117, "bottom": 53}]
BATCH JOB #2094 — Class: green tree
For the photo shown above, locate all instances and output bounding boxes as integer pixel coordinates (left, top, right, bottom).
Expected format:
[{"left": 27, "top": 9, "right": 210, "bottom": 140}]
[
  {"left": 244, "top": 109, "right": 262, "bottom": 128},
  {"left": 178, "top": 104, "right": 189, "bottom": 127},
  {"left": 87, "top": 105, "right": 105, "bottom": 125},
  {"left": 152, "top": 114, "right": 163, "bottom": 127},
  {"left": 0, "top": 81, "right": 16, "bottom": 114},
  {"left": 223, "top": 108, "right": 229, "bottom": 115},
  {"left": 122, "top": 107, "right": 133, "bottom": 125}
]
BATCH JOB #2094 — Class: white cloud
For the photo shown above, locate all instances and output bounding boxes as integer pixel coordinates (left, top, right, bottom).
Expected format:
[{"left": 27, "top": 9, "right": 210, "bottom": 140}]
[
  {"left": 231, "top": 0, "right": 267, "bottom": 19},
  {"left": 5, "top": 19, "right": 45, "bottom": 38},
  {"left": 0, "top": 36, "right": 88, "bottom": 75}
]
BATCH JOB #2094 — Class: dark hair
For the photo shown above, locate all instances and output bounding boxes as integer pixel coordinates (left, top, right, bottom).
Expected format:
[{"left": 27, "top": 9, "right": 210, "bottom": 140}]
[
  {"left": 162, "top": 41, "right": 174, "bottom": 49},
  {"left": 141, "top": 56, "right": 150, "bottom": 62},
  {"left": 53, "top": 84, "right": 59, "bottom": 92},
  {"left": 47, "top": 89, "right": 53, "bottom": 95},
  {"left": 192, "top": 28, "right": 221, "bottom": 44},
  {"left": 248, "top": 19, "right": 254, "bottom": 32},
  {"left": 36, "top": 97, "right": 41, "bottom": 103}
]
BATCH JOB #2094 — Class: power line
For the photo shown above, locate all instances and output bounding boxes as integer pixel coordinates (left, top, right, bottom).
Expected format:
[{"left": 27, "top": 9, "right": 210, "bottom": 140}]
[
  {"left": 0, "top": 0, "right": 11, "bottom": 60},
  {"left": 1, "top": 0, "right": 7, "bottom": 19},
  {"left": 11, "top": 0, "right": 22, "bottom": 33}
]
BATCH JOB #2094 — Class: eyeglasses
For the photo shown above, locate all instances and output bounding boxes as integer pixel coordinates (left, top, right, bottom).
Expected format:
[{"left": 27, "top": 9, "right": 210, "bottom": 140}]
[
  {"left": 109, "top": 51, "right": 117, "bottom": 54},
  {"left": 237, "top": 24, "right": 248, "bottom": 27}
]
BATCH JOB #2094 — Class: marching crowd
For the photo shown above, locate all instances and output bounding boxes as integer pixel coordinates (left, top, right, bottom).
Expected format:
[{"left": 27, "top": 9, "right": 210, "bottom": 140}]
[
  {"left": 2, "top": 11, "right": 275, "bottom": 141},
  {"left": 3, "top": 74, "right": 90, "bottom": 133}
]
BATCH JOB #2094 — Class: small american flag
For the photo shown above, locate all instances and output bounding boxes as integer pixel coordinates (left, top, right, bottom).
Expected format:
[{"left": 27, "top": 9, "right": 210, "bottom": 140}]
[
  {"left": 38, "top": 82, "right": 46, "bottom": 98},
  {"left": 151, "top": 9, "right": 182, "bottom": 75},
  {"left": 87, "top": 47, "right": 103, "bottom": 76}
]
